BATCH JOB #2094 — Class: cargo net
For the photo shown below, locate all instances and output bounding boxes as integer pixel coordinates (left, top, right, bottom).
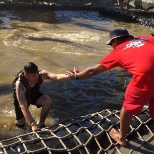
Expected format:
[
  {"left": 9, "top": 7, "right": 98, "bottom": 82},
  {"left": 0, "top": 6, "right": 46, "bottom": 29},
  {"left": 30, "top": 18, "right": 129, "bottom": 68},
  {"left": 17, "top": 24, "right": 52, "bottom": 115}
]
[{"left": 0, "top": 106, "right": 153, "bottom": 154}]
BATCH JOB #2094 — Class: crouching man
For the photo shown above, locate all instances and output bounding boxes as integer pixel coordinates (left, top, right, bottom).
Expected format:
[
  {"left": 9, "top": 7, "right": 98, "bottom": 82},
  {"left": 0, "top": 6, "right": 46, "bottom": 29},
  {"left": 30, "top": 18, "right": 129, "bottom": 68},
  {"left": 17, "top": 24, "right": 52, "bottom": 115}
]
[{"left": 13, "top": 62, "right": 70, "bottom": 131}]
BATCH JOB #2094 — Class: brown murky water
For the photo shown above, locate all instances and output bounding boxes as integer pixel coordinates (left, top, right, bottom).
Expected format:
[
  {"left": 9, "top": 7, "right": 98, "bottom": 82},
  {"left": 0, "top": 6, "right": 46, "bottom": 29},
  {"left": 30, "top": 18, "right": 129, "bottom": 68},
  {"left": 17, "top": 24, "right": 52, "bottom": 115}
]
[{"left": 0, "top": 9, "right": 153, "bottom": 140}]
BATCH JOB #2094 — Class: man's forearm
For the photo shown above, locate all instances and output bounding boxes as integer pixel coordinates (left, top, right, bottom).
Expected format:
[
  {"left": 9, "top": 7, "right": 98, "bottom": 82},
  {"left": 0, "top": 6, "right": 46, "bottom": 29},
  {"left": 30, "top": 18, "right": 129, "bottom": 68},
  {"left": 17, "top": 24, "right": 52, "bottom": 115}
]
[
  {"left": 21, "top": 108, "right": 34, "bottom": 123},
  {"left": 55, "top": 74, "right": 71, "bottom": 81},
  {"left": 76, "top": 65, "right": 108, "bottom": 80},
  {"left": 77, "top": 67, "right": 97, "bottom": 79},
  {"left": 19, "top": 101, "right": 34, "bottom": 123},
  {"left": 66, "top": 64, "right": 108, "bottom": 80}
]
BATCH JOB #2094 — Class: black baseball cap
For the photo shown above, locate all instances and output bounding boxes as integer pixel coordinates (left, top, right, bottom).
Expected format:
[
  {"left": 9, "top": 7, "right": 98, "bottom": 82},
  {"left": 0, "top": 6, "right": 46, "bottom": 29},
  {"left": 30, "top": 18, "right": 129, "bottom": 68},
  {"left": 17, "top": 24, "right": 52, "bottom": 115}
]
[{"left": 106, "top": 28, "right": 133, "bottom": 45}]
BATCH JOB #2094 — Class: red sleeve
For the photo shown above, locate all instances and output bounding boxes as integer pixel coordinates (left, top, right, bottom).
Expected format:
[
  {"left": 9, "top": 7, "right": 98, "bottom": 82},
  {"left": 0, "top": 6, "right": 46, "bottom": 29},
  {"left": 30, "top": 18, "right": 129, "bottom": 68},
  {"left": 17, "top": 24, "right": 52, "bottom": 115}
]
[{"left": 99, "top": 50, "right": 119, "bottom": 69}]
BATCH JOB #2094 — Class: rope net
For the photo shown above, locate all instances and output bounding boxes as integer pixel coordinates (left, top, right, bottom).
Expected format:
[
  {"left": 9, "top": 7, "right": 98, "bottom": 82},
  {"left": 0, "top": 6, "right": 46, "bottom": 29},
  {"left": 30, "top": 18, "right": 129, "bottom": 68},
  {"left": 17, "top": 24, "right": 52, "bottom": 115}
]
[{"left": 0, "top": 105, "right": 153, "bottom": 154}]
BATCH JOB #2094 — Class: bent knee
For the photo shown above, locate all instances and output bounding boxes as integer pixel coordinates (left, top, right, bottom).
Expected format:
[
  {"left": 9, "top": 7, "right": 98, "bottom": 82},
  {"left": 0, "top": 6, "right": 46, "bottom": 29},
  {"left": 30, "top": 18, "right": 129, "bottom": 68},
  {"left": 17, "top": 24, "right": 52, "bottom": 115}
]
[
  {"left": 37, "top": 95, "right": 53, "bottom": 107},
  {"left": 46, "top": 98, "right": 53, "bottom": 108}
]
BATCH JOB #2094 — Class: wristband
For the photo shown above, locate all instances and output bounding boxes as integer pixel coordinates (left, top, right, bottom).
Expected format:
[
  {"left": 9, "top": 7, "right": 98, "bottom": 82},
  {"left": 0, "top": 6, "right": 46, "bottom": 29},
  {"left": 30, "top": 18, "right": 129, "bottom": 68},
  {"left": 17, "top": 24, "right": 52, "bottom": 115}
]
[
  {"left": 29, "top": 121, "right": 36, "bottom": 126},
  {"left": 74, "top": 74, "right": 79, "bottom": 80}
]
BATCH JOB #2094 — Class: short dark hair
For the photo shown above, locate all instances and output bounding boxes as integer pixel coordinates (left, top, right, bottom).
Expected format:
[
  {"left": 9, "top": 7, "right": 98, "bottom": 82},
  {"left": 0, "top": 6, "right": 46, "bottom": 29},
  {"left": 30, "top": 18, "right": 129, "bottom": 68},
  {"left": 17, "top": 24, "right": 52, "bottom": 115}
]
[
  {"left": 117, "top": 35, "right": 134, "bottom": 43},
  {"left": 24, "top": 62, "right": 38, "bottom": 74}
]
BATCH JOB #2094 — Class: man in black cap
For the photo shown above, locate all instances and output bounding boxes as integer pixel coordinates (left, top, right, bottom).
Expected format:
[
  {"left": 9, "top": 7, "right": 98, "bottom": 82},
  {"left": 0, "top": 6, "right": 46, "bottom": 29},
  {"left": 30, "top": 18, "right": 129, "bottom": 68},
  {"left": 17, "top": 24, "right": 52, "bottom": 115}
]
[
  {"left": 66, "top": 28, "right": 154, "bottom": 146},
  {"left": 13, "top": 62, "right": 71, "bottom": 132}
]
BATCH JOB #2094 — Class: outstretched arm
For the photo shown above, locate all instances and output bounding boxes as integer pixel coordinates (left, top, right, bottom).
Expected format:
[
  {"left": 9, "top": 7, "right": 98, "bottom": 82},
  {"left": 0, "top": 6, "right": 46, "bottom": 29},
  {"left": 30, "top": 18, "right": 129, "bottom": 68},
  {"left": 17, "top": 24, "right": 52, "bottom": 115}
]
[
  {"left": 40, "top": 70, "right": 71, "bottom": 82},
  {"left": 66, "top": 64, "right": 108, "bottom": 80}
]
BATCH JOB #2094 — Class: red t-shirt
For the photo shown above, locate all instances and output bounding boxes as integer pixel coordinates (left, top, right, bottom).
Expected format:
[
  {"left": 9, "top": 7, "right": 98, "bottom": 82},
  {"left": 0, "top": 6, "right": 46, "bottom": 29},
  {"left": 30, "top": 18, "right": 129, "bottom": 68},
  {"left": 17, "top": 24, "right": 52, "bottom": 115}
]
[{"left": 100, "top": 36, "right": 154, "bottom": 90}]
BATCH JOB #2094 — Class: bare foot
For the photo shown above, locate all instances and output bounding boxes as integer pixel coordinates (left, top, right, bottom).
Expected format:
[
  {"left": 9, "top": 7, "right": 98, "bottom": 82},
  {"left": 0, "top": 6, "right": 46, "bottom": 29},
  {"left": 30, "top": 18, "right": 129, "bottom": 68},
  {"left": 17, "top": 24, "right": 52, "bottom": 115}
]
[{"left": 109, "top": 128, "right": 126, "bottom": 146}]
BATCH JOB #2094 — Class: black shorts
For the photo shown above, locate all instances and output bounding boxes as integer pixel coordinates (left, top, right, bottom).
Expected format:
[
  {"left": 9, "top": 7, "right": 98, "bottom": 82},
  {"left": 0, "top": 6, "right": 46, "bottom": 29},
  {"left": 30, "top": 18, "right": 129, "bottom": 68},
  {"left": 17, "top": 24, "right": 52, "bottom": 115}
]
[{"left": 13, "top": 91, "right": 45, "bottom": 120}]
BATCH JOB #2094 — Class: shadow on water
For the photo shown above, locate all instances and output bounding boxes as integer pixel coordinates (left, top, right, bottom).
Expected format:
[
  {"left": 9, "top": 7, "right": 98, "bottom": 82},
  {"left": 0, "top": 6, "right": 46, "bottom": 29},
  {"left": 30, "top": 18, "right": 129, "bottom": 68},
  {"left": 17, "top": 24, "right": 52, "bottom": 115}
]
[
  {"left": 0, "top": 83, "right": 12, "bottom": 96},
  {"left": 0, "top": 9, "right": 112, "bottom": 36},
  {"left": 0, "top": 9, "right": 56, "bottom": 29},
  {"left": 42, "top": 69, "right": 129, "bottom": 122},
  {"left": 23, "top": 35, "right": 97, "bottom": 52}
]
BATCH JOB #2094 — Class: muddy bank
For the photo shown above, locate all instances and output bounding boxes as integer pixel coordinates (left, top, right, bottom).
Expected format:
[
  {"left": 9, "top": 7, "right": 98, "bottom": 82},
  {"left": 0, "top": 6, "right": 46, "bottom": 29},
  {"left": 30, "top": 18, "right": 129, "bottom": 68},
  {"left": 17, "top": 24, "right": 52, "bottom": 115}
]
[
  {"left": 0, "top": 0, "right": 153, "bottom": 28},
  {"left": 0, "top": 0, "right": 154, "bottom": 12}
]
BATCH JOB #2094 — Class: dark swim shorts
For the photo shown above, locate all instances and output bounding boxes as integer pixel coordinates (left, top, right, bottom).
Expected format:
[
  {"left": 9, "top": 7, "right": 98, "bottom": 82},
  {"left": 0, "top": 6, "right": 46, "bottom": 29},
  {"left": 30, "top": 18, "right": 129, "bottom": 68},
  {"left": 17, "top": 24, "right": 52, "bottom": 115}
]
[{"left": 13, "top": 91, "right": 45, "bottom": 120}]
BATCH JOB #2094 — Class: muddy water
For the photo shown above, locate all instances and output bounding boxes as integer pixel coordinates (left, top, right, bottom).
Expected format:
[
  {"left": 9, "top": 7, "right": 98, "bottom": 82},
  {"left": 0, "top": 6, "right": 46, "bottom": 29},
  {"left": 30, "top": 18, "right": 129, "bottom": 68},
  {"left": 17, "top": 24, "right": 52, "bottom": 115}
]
[{"left": 0, "top": 9, "right": 153, "bottom": 140}]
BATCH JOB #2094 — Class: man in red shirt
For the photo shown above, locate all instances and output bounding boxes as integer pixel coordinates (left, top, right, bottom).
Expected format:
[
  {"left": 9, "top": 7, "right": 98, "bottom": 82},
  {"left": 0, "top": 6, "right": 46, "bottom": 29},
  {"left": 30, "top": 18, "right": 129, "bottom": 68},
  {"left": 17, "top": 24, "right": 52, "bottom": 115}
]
[{"left": 67, "top": 28, "right": 154, "bottom": 146}]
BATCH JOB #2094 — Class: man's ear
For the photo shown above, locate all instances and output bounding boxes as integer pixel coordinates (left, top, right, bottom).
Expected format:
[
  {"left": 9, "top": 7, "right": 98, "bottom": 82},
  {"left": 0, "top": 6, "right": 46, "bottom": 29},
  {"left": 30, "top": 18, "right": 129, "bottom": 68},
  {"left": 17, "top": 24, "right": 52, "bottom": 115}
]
[
  {"left": 24, "top": 72, "right": 28, "bottom": 79},
  {"left": 114, "top": 38, "right": 119, "bottom": 45},
  {"left": 112, "top": 38, "right": 116, "bottom": 43}
]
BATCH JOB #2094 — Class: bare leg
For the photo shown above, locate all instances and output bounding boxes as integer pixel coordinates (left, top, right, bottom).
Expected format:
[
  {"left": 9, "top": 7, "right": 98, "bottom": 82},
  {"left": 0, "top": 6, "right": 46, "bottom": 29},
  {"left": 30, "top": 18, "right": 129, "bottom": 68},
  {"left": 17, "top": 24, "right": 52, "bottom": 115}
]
[
  {"left": 109, "top": 107, "right": 133, "bottom": 146},
  {"left": 16, "top": 117, "right": 26, "bottom": 125},
  {"left": 36, "top": 95, "right": 53, "bottom": 127}
]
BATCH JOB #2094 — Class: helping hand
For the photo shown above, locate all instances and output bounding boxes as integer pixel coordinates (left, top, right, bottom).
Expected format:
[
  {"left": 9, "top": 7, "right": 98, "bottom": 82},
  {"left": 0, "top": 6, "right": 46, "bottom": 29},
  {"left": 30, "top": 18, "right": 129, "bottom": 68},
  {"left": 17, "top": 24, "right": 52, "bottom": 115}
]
[
  {"left": 71, "top": 67, "right": 79, "bottom": 74},
  {"left": 66, "top": 67, "right": 79, "bottom": 79}
]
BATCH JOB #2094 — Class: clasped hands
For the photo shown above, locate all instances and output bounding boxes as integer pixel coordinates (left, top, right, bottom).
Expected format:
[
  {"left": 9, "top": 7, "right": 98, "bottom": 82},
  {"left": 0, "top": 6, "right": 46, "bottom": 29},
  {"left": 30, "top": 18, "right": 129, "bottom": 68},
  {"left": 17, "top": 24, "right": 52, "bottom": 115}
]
[{"left": 66, "top": 67, "right": 79, "bottom": 79}]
